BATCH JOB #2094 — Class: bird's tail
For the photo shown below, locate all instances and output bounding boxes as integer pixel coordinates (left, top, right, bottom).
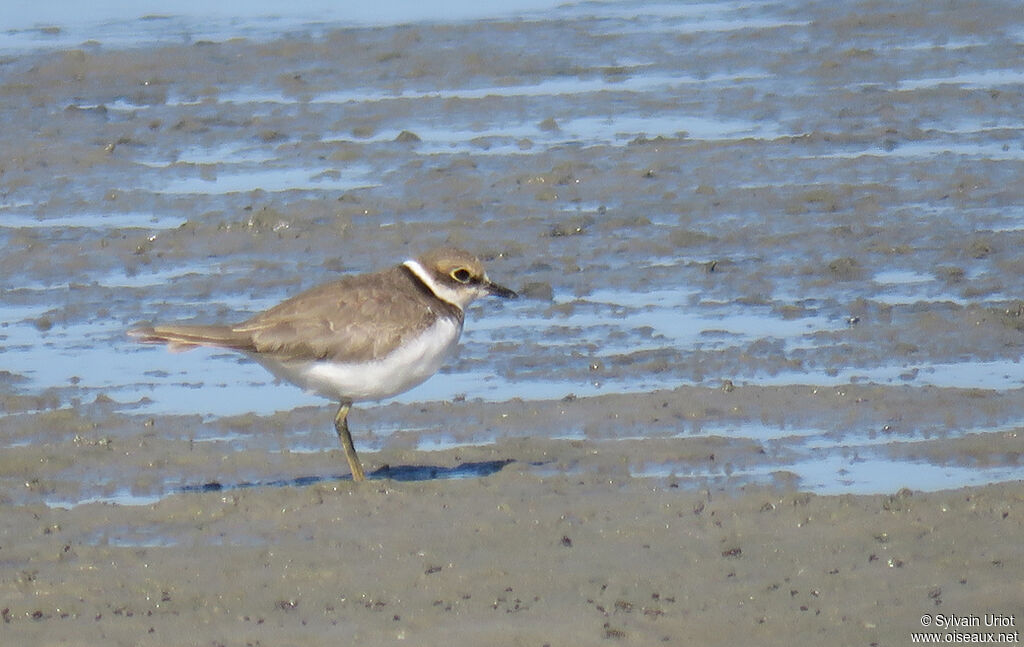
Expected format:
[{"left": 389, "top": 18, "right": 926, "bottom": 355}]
[{"left": 128, "top": 324, "right": 253, "bottom": 352}]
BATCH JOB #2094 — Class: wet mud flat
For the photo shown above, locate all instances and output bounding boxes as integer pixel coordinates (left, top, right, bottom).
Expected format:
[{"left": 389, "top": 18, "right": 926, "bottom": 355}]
[
  {"left": 3, "top": 0, "right": 1024, "bottom": 643},
  {"left": 1, "top": 470, "right": 1022, "bottom": 646}
]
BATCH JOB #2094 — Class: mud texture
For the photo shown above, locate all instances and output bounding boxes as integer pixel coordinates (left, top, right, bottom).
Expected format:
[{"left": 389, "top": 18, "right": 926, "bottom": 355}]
[
  {"left": 2, "top": 475, "right": 1022, "bottom": 646},
  {"left": 2, "top": 0, "right": 1024, "bottom": 644}
]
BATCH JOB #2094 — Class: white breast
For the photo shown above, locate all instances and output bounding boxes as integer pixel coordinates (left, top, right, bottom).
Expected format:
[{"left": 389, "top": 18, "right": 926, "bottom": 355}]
[{"left": 255, "top": 316, "right": 463, "bottom": 402}]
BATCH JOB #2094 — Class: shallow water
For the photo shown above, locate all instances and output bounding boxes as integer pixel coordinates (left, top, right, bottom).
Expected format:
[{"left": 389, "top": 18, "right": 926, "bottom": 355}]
[{"left": 2, "top": 0, "right": 1024, "bottom": 506}]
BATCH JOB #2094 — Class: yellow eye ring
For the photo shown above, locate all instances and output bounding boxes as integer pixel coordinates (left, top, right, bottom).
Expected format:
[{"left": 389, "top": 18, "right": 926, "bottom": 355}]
[{"left": 451, "top": 268, "right": 472, "bottom": 283}]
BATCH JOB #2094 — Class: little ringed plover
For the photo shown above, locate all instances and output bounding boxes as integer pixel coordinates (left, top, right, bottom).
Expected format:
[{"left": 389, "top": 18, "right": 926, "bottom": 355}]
[{"left": 129, "top": 247, "right": 517, "bottom": 482}]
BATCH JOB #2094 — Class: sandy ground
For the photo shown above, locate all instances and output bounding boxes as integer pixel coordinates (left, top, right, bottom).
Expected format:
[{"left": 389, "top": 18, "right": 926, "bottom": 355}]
[
  {"left": 1, "top": 388, "right": 1022, "bottom": 645},
  {"left": 3, "top": 0, "right": 1024, "bottom": 644},
  {"left": 1, "top": 469, "right": 1022, "bottom": 646}
]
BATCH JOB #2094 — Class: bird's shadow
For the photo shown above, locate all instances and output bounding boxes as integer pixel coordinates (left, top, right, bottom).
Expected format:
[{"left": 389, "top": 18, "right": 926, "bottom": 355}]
[{"left": 176, "top": 459, "right": 515, "bottom": 495}]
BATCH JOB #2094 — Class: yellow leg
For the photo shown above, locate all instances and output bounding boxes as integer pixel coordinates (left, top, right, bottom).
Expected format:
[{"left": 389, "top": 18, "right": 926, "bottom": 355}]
[{"left": 334, "top": 402, "right": 366, "bottom": 482}]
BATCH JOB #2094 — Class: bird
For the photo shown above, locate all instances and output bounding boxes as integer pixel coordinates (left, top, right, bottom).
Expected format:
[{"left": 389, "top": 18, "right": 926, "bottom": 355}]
[{"left": 129, "top": 247, "right": 517, "bottom": 482}]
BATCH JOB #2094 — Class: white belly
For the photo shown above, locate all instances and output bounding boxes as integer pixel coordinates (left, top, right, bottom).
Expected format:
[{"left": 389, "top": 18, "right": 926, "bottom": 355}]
[{"left": 255, "top": 317, "right": 463, "bottom": 402}]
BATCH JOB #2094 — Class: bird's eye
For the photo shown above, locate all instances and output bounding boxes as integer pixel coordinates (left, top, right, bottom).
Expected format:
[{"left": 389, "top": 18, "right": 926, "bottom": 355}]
[{"left": 451, "top": 268, "right": 472, "bottom": 283}]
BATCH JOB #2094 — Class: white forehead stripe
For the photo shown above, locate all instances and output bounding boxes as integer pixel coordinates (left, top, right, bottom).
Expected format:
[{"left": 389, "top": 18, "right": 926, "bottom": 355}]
[{"left": 403, "top": 259, "right": 467, "bottom": 310}]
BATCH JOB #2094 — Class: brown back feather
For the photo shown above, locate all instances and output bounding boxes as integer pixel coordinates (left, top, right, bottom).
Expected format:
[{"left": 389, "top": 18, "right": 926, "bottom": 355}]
[
  {"left": 234, "top": 265, "right": 463, "bottom": 362},
  {"left": 130, "top": 252, "right": 466, "bottom": 362},
  {"left": 128, "top": 324, "right": 254, "bottom": 351}
]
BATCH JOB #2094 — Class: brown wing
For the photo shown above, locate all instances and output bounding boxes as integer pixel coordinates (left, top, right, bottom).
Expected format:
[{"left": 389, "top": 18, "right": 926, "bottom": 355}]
[
  {"left": 233, "top": 266, "right": 456, "bottom": 362},
  {"left": 128, "top": 323, "right": 253, "bottom": 351}
]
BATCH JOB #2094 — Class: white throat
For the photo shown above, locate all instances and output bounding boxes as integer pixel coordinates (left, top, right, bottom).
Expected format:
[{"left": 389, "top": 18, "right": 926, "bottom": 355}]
[{"left": 403, "top": 259, "right": 478, "bottom": 310}]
